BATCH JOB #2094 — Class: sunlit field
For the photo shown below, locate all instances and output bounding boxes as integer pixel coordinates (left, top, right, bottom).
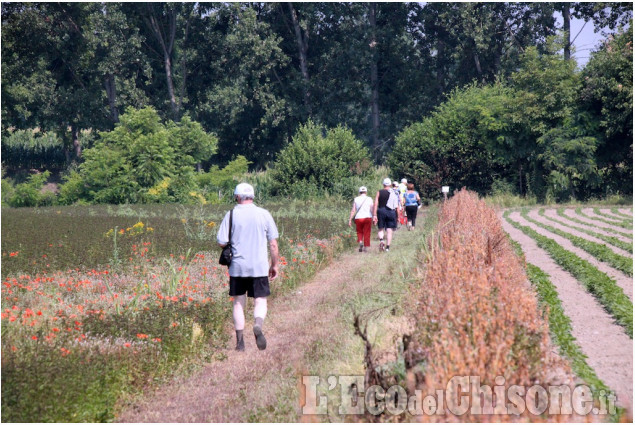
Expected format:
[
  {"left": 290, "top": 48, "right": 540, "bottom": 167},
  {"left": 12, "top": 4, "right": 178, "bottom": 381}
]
[{"left": 1, "top": 201, "right": 356, "bottom": 422}]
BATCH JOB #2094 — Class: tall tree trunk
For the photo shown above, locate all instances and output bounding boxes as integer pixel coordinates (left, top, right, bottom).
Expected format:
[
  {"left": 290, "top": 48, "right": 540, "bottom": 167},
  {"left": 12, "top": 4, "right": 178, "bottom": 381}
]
[
  {"left": 563, "top": 5, "right": 571, "bottom": 60},
  {"left": 473, "top": 52, "right": 483, "bottom": 77},
  {"left": 368, "top": 3, "right": 380, "bottom": 156},
  {"left": 71, "top": 124, "right": 81, "bottom": 160},
  {"left": 436, "top": 37, "right": 445, "bottom": 96},
  {"left": 178, "top": 12, "right": 191, "bottom": 114},
  {"left": 105, "top": 73, "right": 119, "bottom": 123},
  {"left": 288, "top": 3, "right": 312, "bottom": 117},
  {"left": 148, "top": 6, "right": 178, "bottom": 118}
]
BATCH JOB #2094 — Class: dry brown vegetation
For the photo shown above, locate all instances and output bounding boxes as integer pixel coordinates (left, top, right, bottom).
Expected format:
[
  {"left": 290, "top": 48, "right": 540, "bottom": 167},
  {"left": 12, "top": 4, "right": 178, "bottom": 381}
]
[{"left": 403, "top": 189, "right": 578, "bottom": 422}]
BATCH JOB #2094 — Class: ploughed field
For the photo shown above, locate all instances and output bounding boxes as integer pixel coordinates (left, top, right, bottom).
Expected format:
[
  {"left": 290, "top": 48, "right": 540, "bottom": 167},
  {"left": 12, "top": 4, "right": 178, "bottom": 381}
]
[{"left": 502, "top": 205, "right": 633, "bottom": 412}]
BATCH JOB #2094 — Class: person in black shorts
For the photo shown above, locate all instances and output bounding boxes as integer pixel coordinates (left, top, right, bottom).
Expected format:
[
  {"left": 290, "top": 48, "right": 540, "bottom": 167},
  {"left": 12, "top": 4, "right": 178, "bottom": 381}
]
[{"left": 373, "top": 178, "right": 399, "bottom": 252}]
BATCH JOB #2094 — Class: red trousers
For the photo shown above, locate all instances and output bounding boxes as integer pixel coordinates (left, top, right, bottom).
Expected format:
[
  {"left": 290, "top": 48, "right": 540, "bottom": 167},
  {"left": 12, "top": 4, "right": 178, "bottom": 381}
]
[{"left": 355, "top": 218, "right": 372, "bottom": 247}]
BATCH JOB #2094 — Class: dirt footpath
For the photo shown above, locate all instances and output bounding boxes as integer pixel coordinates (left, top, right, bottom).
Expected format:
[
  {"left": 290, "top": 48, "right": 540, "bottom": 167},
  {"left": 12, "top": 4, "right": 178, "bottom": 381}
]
[
  {"left": 117, "top": 229, "right": 421, "bottom": 422},
  {"left": 502, "top": 214, "right": 633, "bottom": 410}
]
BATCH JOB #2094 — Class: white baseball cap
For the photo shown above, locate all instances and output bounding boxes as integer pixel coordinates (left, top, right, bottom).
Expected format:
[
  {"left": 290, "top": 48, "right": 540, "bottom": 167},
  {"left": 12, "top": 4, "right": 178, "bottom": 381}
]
[
  {"left": 401, "top": 178, "right": 407, "bottom": 184},
  {"left": 393, "top": 181, "right": 398, "bottom": 186},
  {"left": 234, "top": 183, "right": 255, "bottom": 196},
  {"left": 359, "top": 186, "right": 367, "bottom": 193},
  {"left": 382, "top": 178, "right": 392, "bottom": 186}
]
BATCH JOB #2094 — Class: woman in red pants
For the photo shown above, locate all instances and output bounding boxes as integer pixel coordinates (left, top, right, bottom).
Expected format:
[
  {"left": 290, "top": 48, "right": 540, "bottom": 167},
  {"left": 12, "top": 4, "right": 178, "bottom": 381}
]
[{"left": 348, "top": 186, "right": 374, "bottom": 252}]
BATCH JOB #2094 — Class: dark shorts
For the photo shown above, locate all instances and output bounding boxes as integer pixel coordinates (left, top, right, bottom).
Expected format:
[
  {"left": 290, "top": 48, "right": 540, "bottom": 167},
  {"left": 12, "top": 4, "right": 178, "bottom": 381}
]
[
  {"left": 229, "top": 276, "right": 270, "bottom": 298},
  {"left": 377, "top": 207, "right": 397, "bottom": 230}
]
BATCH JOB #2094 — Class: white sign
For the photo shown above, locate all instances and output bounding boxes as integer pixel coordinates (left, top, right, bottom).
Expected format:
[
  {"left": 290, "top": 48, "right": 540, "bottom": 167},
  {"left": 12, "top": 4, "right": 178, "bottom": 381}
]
[{"left": 441, "top": 186, "right": 450, "bottom": 193}]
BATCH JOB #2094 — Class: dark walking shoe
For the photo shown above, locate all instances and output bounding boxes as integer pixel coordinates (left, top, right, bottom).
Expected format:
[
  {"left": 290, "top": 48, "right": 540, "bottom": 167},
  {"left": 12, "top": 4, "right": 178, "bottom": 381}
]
[
  {"left": 236, "top": 336, "right": 245, "bottom": 352},
  {"left": 253, "top": 324, "right": 267, "bottom": 350},
  {"left": 359, "top": 243, "right": 363, "bottom": 252}
]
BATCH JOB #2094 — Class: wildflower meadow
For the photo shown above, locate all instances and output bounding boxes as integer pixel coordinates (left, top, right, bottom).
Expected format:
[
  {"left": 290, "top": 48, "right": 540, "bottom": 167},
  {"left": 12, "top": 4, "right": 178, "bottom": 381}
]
[{"left": 1, "top": 202, "right": 355, "bottom": 422}]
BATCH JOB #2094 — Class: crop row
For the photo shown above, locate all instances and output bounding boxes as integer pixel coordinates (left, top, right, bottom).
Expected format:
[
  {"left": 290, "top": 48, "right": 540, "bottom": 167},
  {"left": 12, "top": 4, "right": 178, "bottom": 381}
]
[
  {"left": 507, "top": 239, "right": 610, "bottom": 393},
  {"left": 576, "top": 207, "right": 632, "bottom": 229},
  {"left": 592, "top": 208, "right": 633, "bottom": 224},
  {"left": 504, "top": 211, "right": 633, "bottom": 336},
  {"left": 538, "top": 209, "right": 632, "bottom": 254},
  {"left": 520, "top": 209, "right": 633, "bottom": 277},
  {"left": 556, "top": 208, "right": 632, "bottom": 239},
  {"left": 609, "top": 208, "right": 633, "bottom": 220}
]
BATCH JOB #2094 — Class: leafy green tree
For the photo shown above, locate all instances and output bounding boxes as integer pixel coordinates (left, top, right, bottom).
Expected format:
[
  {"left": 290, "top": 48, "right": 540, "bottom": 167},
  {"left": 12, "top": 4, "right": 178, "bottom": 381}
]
[
  {"left": 272, "top": 120, "right": 371, "bottom": 197},
  {"left": 1, "top": 3, "right": 102, "bottom": 161},
  {"left": 85, "top": 2, "right": 152, "bottom": 123},
  {"left": 389, "top": 83, "right": 510, "bottom": 200},
  {"left": 538, "top": 127, "right": 600, "bottom": 201},
  {"left": 501, "top": 38, "right": 580, "bottom": 198},
  {"left": 191, "top": 4, "right": 290, "bottom": 168},
  {"left": 580, "top": 24, "right": 633, "bottom": 194},
  {"left": 561, "top": 2, "right": 633, "bottom": 61},
  {"left": 63, "top": 107, "right": 217, "bottom": 204}
]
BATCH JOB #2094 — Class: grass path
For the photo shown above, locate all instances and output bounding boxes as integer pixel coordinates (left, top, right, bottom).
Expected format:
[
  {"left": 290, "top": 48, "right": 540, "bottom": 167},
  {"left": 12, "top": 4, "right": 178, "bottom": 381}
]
[{"left": 117, "top": 224, "right": 426, "bottom": 422}]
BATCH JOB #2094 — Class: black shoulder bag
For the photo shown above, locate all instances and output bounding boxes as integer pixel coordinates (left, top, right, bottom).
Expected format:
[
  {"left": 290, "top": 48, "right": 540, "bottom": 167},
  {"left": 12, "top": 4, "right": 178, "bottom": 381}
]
[{"left": 219, "top": 209, "right": 233, "bottom": 266}]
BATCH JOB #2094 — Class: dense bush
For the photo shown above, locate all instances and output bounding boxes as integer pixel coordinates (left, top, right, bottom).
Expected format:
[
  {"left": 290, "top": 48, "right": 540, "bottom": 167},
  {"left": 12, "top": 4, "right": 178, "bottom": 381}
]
[
  {"left": 195, "top": 155, "right": 250, "bottom": 203},
  {"left": 271, "top": 121, "right": 372, "bottom": 198},
  {"left": 5, "top": 170, "right": 53, "bottom": 207},
  {"left": 389, "top": 83, "right": 509, "bottom": 200},
  {"left": 58, "top": 107, "right": 218, "bottom": 204}
]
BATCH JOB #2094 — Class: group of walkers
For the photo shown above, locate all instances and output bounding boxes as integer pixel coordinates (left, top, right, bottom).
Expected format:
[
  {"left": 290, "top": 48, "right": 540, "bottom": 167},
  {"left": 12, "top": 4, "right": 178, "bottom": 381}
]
[
  {"left": 349, "top": 178, "right": 421, "bottom": 253},
  {"left": 216, "top": 179, "right": 421, "bottom": 352}
]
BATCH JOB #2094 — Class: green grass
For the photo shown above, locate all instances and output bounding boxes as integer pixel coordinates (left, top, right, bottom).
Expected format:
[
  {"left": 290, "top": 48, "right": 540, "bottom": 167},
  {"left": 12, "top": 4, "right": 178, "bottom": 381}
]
[
  {"left": 538, "top": 209, "right": 632, "bottom": 254},
  {"left": 556, "top": 208, "right": 632, "bottom": 239},
  {"left": 504, "top": 211, "right": 633, "bottom": 337},
  {"left": 576, "top": 207, "right": 632, "bottom": 229},
  {"left": 520, "top": 209, "right": 633, "bottom": 277},
  {"left": 484, "top": 193, "right": 538, "bottom": 208},
  {"left": 1, "top": 202, "right": 352, "bottom": 277}
]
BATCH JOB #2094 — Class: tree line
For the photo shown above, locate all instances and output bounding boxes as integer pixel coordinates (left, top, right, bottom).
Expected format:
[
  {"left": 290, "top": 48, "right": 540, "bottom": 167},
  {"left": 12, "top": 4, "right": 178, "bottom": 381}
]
[{"left": 1, "top": 2, "right": 632, "bottom": 204}]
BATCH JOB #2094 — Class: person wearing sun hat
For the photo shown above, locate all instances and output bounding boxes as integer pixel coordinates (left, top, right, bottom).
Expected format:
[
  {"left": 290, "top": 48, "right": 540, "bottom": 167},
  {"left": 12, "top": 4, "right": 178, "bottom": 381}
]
[
  {"left": 217, "top": 183, "right": 279, "bottom": 352},
  {"left": 348, "top": 185, "right": 374, "bottom": 252}
]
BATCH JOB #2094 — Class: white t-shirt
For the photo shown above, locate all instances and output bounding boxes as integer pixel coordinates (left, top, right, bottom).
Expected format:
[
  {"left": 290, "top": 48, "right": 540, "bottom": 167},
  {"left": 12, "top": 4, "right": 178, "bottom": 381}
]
[
  {"left": 217, "top": 203, "right": 279, "bottom": 277},
  {"left": 353, "top": 194, "right": 373, "bottom": 219}
]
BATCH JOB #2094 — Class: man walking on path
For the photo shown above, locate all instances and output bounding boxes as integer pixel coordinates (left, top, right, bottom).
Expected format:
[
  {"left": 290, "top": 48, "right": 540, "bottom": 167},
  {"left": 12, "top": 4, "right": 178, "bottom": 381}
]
[
  {"left": 217, "top": 183, "right": 279, "bottom": 352},
  {"left": 373, "top": 178, "right": 399, "bottom": 252}
]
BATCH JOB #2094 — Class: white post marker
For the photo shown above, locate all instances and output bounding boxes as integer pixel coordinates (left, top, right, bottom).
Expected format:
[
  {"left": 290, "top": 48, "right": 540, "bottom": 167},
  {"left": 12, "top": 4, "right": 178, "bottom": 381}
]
[{"left": 442, "top": 186, "right": 449, "bottom": 201}]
